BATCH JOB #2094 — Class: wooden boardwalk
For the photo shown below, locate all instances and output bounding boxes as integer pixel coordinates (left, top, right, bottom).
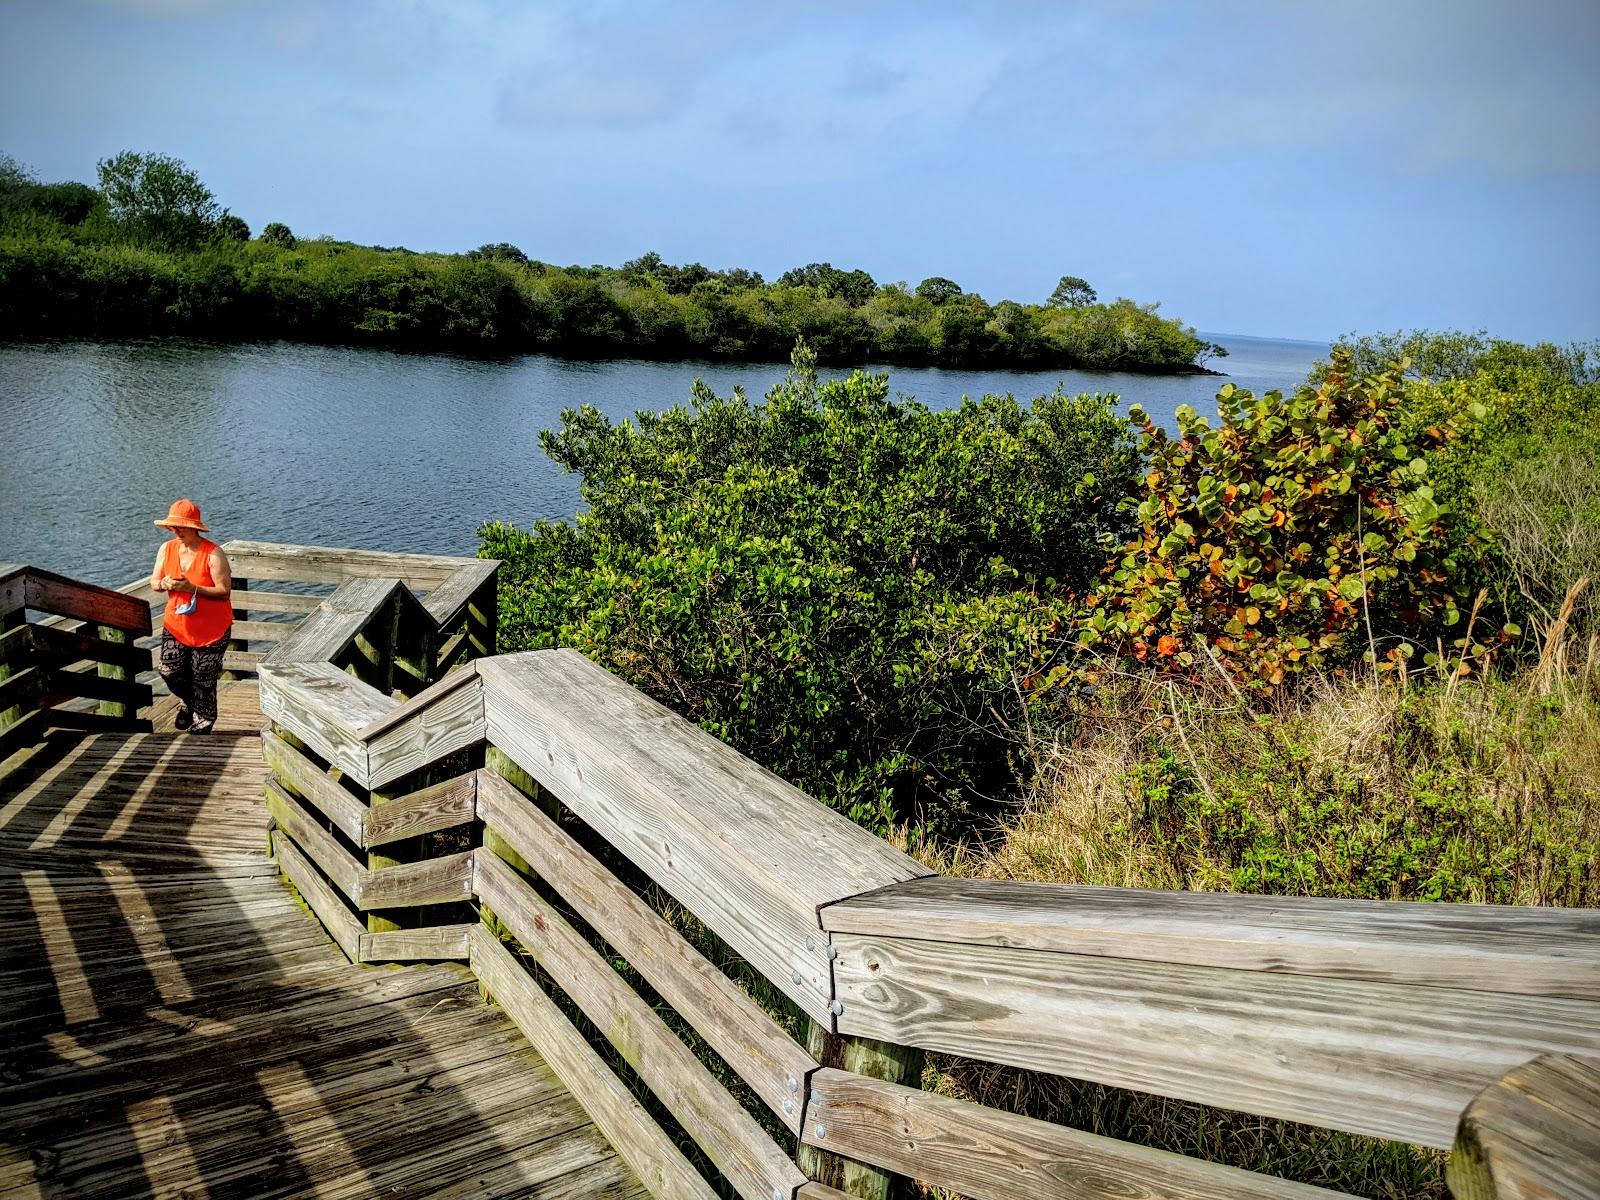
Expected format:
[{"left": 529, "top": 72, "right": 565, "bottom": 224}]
[{"left": 0, "top": 685, "right": 647, "bottom": 1199}]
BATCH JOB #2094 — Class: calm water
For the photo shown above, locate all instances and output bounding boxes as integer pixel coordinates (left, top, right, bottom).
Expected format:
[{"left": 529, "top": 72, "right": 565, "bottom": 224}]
[{"left": 0, "top": 333, "right": 1325, "bottom": 585}]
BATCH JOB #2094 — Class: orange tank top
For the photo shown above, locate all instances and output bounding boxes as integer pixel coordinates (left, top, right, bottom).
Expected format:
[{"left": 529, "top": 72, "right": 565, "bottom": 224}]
[{"left": 162, "top": 538, "right": 233, "bottom": 647}]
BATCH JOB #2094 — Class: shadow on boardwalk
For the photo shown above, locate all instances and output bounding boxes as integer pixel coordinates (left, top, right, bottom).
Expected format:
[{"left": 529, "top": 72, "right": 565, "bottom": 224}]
[{"left": 0, "top": 710, "right": 643, "bottom": 1198}]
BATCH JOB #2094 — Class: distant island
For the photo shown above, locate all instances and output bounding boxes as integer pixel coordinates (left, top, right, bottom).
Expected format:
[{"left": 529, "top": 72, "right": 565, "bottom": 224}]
[{"left": 0, "top": 150, "right": 1224, "bottom": 372}]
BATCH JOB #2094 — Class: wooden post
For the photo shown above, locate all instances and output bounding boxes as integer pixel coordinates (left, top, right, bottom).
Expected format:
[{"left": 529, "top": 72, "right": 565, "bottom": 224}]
[
  {"left": 222, "top": 576, "right": 247, "bottom": 681},
  {"left": 0, "top": 607, "right": 23, "bottom": 730},
  {"left": 381, "top": 594, "right": 401, "bottom": 696},
  {"left": 393, "top": 611, "right": 434, "bottom": 695},
  {"left": 799, "top": 1022, "right": 924, "bottom": 1199},
  {"left": 466, "top": 575, "right": 498, "bottom": 661},
  {"left": 366, "top": 771, "right": 421, "bottom": 936},
  {"left": 97, "top": 625, "right": 130, "bottom": 718},
  {"left": 479, "top": 745, "right": 543, "bottom": 951},
  {"left": 1446, "top": 1053, "right": 1600, "bottom": 1200}
]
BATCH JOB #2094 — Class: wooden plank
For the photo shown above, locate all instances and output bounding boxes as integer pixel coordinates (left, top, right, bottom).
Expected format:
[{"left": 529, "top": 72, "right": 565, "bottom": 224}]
[
  {"left": 468, "top": 926, "right": 721, "bottom": 1200},
  {"left": 477, "top": 769, "right": 818, "bottom": 1133},
  {"left": 830, "top": 932, "right": 1600, "bottom": 1150},
  {"left": 0, "top": 564, "right": 25, "bottom": 616},
  {"left": 45, "top": 666, "right": 153, "bottom": 708},
  {"left": 264, "top": 779, "right": 368, "bottom": 905},
  {"left": 364, "top": 771, "right": 476, "bottom": 847},
  {"left": 801, "top": 1068, "right": 1349, "bottom": 1200},
  {"left": 359, "top": 923, "right": 474, "bottom": 962},
  {"left": 420, "top": 559, "right": 501, "bottom": 627},
  {"left": 435, "top": 629, "right": 472, "bottom": 674},
  {"left": 0, "top": 664, "right": 46, "bottom": 713},
  {"left": 265, "top": 576, "right": 406, "bottom": 666},
  {"left": 354, "top": 656, "right": 475, "bottom": 739},
  {"left": 258, "top": 661, "right": 394, "bottom": 783},
  {"left": 224, "top": 650, "right": 265, "bottom": 672},
  {"left": 24, "top": 567, "right": 152, "bottom": 633},
  {"left": 480, "top": 649, "right": 930, "bottom": 1028},
  {"left": 358, "top": 849, "right": 475, "bottom": 910},
  {"left": 822, "top": 876, "right": 1600, "bottom": 1002},
  {"left": 271, "top": 828, "right": 364, "bottom": 961},
  {"left": 27, "top": 622, "right": 150, "bottom": 674},
  {"left": 222, "top": 540, "right": 473, "bottom": 588},
  {"left": 797, "top": 1186, "right": 855, "bottom": 1200},
  {"left": 0, "top": 708, "right": 48, "bottom": 763},
  {"left": 1447, "top": 1054, "right": 1600, "bottom": 1200},
  {"left": 34, "top": 708, "right": 150, "bottom": 735},
  {"left": 0, "top": 622, "right": 30, "bottom": 669},
  {"left": 231, "top": 588, "right": 323, "bottom": 614},
  {"left": 476, "top": 851, "right": 808, "bottom": 1200},
  {"left": 363, "top": 667, "right": 486, "bottom": 789},
  {"left": 230, "top": 619, "right": 295, "bottom": 643},
  {"left": 261, "top": 728, "right": 368, "bottom": 844}
]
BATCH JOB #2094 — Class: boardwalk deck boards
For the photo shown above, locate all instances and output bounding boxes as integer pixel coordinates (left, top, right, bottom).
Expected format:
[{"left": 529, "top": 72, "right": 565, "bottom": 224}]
[{"left": 0, "top": 682, "right": 648, "bottom": 1199}]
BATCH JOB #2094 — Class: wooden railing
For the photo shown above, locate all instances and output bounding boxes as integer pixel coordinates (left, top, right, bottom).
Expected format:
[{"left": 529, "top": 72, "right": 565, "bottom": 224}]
[
  {"left": 100, "top": 540, "right": 500, "bottom": 691},
  {"left": 250, "top": 557, "right": 1600, "bottom": 1200},
  {"left": 0, "top": 562, "right": 155, "bottom": 760}
]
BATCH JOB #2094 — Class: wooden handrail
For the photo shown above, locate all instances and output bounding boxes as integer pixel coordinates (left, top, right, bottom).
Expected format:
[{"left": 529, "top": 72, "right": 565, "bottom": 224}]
[
  {"left": 1, "top": 563, "right": 156, "bottom": 757},
  {"left": 259, "top": 647, "right": 1600, "bottom": 1198},
  {"left": 241, "top": 546, "right": 1600, "bottom": 1200}
]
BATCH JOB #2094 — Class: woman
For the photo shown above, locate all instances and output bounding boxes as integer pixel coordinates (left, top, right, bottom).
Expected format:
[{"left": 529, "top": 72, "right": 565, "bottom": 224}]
[{"left": 148, "top": 499, "right": 233, "bottom": 734}]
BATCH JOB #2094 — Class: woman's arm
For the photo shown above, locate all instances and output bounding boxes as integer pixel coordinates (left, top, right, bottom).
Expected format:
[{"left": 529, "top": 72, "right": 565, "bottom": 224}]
[
  {"left": 206, "top": 547, "right": 233, "bottom": 601},
  {"left": 149, "top": 547, "right": 169, "bottom": 592}
]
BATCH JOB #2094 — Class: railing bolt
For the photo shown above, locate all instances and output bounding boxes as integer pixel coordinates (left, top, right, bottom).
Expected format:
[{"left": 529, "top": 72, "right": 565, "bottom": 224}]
[
  {"left": 814, "top": 1123, "right": 827, "bottom": 1139},
  {"left": 791, "top": 971, "right": 803, "bottom": 985},
  {"left": 787, "top": 1076, "right": 798, "bottom": 1093},
  {"left": 805, "top": 935, "right": 815, "bottom": 951},
  {"left": 831, "top": 1000, "right": 844, "bottom": 1015}
]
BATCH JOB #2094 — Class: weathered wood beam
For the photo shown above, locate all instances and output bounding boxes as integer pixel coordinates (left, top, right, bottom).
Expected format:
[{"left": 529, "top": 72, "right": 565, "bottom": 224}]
[
  {"left": 480, "top": 648, "right": 930, "bottom": 1029},
  {"left": 468, "top": 926, "right": 719, "bottom": 1200},
  {"left": 475, "top": 861, "right": 802, "bottom": 1200},
  {"left": 1447, "top": 1053, "right": 1600, "bottom": 1200},
  {"left": 477, "top": 768, "right": 819, "bottom": 1133},
  {"left": 821, "top": 875, "right": 1600, "bottom": 1001},
  {"left": 800, "top": 1068, "right": 1352, "bottom": 1200},
  {"left": 830, "top": 932, "right": 1600, "bottom": 1149}
]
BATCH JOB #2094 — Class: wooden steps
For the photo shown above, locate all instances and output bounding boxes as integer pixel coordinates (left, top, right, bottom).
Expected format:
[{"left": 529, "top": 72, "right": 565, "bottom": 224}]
[{"left": 0, "top": 687, "right": 648, "bottom": 1199}]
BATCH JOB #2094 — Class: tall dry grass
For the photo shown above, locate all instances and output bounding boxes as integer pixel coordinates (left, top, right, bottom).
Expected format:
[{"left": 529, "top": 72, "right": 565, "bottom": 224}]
[{"left": 901, "top": 647, "right": 1600, "bottom": 1198}]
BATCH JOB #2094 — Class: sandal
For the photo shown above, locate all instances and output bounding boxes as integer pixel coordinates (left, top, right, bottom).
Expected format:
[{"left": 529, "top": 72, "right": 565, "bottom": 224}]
[
  {"left": 173, "top": 706, "right": 192, "bottom": 730},
  {"left": 189, "top": 719, "right": 214, "bottom": 735}
]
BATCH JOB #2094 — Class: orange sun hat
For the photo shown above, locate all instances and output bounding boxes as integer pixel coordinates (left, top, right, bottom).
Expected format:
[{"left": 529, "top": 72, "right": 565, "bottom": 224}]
[{"left": 154, "top": 498, "right": 210, "bottom": 532}]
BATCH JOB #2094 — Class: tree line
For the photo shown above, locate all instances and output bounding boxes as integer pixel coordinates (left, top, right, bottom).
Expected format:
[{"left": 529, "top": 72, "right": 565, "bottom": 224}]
[{"left": 0, "top": 150, "right": 1224, "bottom": 371}]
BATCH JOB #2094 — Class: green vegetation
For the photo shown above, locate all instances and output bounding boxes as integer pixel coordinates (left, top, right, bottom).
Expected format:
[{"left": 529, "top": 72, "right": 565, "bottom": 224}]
[
  {"left": 0, "top": 149, "right": 1223, "bottom": 370},
  {"left": 483, "top": 328, "right": 1597, "bottom": 1198},
  {"left": 482, "top": 341, "right": 1138, "bottom": 835},
  {"left": 1077, "top": 350, "right": 1510, "bottom": 687}
]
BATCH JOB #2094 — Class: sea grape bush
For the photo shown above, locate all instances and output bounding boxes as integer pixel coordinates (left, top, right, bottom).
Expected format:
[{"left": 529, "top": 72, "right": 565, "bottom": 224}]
[
  {"left": 1077, "top": 350, "right": 1512, "bottom": 686},
  {"left": 482, "top": 344, "right": 1139, "bottom": 834}
]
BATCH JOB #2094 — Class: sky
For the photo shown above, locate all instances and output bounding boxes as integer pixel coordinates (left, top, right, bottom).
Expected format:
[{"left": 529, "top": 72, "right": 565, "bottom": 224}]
[{"left": 2, "top": 0, "right": 1597, "bottom": 343}]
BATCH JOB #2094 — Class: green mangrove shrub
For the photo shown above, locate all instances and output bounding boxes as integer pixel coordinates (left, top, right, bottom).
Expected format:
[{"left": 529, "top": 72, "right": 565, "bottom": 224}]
[{"left": 482, "top": 345, "right": 1139, "bottom": 834}]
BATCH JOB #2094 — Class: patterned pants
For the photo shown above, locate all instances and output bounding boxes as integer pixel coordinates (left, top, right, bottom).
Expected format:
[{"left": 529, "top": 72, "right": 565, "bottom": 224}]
[{"left": 158, "top": 629, "right": 230, "bottom": 727}]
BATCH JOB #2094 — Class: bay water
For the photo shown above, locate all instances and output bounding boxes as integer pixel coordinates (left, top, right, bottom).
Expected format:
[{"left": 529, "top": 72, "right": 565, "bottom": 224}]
[{"left": 0, "top": 333, "right": 1326, "bottom": 585}]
